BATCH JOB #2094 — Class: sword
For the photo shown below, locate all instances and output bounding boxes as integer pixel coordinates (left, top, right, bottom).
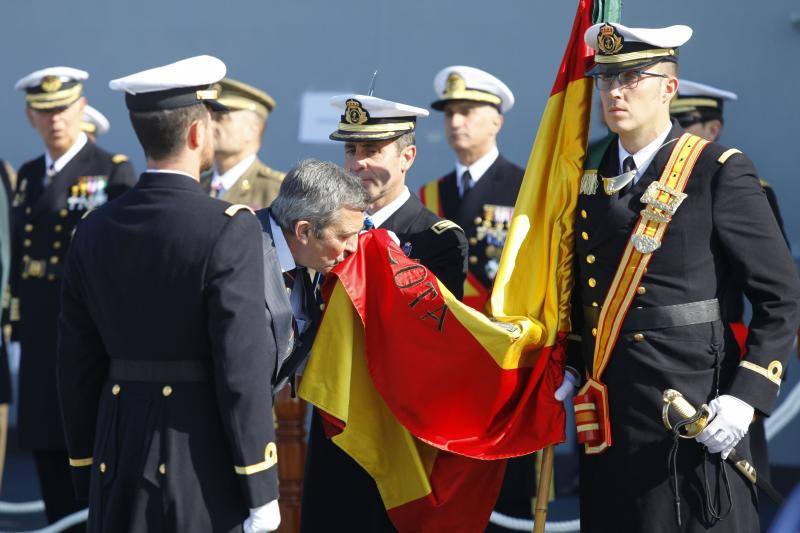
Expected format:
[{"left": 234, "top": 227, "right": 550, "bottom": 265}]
[{"left": 661, "top": 389, "right": 784, "bottom": 505}]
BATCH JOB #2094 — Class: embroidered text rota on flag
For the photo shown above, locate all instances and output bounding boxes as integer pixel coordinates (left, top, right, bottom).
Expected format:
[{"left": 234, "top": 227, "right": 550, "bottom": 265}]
[{"left": 300, "top": 0, "right": 604, "bottom": 529}]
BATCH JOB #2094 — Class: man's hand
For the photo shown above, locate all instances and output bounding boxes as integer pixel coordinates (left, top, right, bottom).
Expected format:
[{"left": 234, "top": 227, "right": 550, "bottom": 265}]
[
  {"left": 243, "top": 499, "right": 281, "bottom": 533},
  {"left": 554, "top": 368, "right": 579, "bottom": 402},
  {"left": 695, "top": 395, "right": 754, "bottom": 459}
]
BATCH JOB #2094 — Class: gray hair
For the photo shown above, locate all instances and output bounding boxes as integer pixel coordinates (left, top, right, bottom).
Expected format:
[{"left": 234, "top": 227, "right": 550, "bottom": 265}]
[{"left": 270, "top": 158, "right": 369, "bottom": 237}]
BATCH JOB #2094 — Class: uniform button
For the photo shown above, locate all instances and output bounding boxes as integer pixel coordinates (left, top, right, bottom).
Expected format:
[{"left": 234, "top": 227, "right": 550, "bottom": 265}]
[
  {"left": 159, "top": 463, "right": 166, "bottom": 475},
  {"left": 50, "top": 256, "right": 59, "bottom": 264},
  {"left": 588, "top": 277, "right": 597, "bottom": 288},
  {"left": 319, "top": 303, "right": 325, "bottom": 311},
  {"left": 581, "top": 232, "right": 589, "bottom": 241},
  {"left": 469, "top": 256, "right": 478, "bottom": 265},
  {"left": 580, "top": 209, "right": 588, "bottom": 219},
  {"left": 23, "top": 239, "right": 31, "bottom": 248},
  {"left": 53, "top": 242, "right": 62, "bottom": 249},
  {"left": 47, "top": 274, "right": 56, "bottom": 282},
  {"left": 469, "top": 237, "right": 478, "bottom": 246},
  {"left": 592, "top": 301, "right": 599, "bottom": 307},
  {"left": 25, "top": 207, "right": 31, "bottom": 215},
  {"left": 474, "top": 217, "right": 482, "bottom": 225},
  {"left": 112, "top": 384, "right": 121, "bottom": 396},
  {"left": 60, "top": 209, "right": 68, "bottom": 218},
  {"left": 636, "top": 286, "right": 646, "bottom": 295},
  {"left": 24, "top": 224, "right": 33, "bottom": 232},
  {"left": 100, "top": 462, "right": 106, "bottom": 473},
  {"left": 54, "top": 225, "right": 63, "bottom": 232},
  {"left": 633, "top": 333, "right": 645, "bottom": 342},
  {"left": 591, "top": 328, "right": 597, "bottom": 337},
  {"left": 162, "top": 385, "right": 173, "bottom": 397},
  {"left": 586, "top": 254, "right": 595, "bottom": 264}
]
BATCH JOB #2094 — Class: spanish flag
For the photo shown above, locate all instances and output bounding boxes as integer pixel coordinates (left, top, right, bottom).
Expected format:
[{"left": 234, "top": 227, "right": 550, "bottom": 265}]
[{"left": 300, "top": 0, "right": 610, "bottom": 529}]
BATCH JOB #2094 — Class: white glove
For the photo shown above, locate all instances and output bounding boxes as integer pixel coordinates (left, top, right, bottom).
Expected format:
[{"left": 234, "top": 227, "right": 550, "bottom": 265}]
[
  {"left": 695, "top": 395, "right": 754, "bottom": 460},
  {"left": 554, "top": 368, "right": 579, "bottom": 402},
  {"left": 243, "top": 499, "right": 281, "bottom": 533}
]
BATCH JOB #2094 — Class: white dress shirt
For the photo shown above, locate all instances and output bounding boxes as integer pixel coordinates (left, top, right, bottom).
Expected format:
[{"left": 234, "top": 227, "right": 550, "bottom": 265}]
[
  {"left": 44, "top": 132, "right": 88, "bottom": 184},
  {"left": 455, "top": 145, "right": 499, "bottom": 197},
  {"left": 210, "top": 154, "right": 256, "bottom": 197},
  {"left": 144, "top": 168, "right": 198, "bottom": 181},
  {"left": 617, "top": 124, "right": 671, "bottom": 185}
]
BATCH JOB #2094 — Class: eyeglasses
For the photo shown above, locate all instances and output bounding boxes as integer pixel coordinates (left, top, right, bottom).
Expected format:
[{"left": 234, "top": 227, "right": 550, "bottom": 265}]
[{"left": 593, "top": 70, "right": 669, "bottom": 91}]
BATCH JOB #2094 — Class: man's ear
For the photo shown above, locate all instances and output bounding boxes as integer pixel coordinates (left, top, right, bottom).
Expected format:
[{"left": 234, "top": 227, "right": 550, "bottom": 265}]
[
  {"left": 294, "top": 220, "right": 313, "bottom": 244},
  {"left": 663, "top": 75, "right": 679, "bottom": 104},
  {"left": 188, "top": 119, "right": 204, "bottom": 151},
  {"left": 707, "top": 119, "right": 723, "bottom": 142},
  {"left": 400, "top": 144, "right": 416, "bottom": 173}
]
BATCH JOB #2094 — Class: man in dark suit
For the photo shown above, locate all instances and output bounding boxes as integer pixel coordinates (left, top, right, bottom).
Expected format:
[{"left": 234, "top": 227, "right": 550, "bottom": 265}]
[
  {"left": 10, "top": 66, "right": 136, "bottom": 528},
  {"left": 419, "top": 66, "right": 524, "bottom": 312},
  {"left": 254, "top": 158, "right": 369, "bottom": 395},
  {"left": 420, "top": 66, "right": 536, "bottom": 528},
  {"left": 569, "top": 23, "right": 800, "bottom": 532},
  {"left": 58, "top": 55, "right": 282, "bottom": 532},
  {"left": 300, "top": 93, "right": 468, "bottom": 532}
]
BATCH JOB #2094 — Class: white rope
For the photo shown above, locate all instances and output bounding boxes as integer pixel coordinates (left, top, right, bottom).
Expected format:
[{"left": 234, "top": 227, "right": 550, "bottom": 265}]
[
  {"left": 30, "top": 508, "right": 88, "bottom": 533},
  {"left": 489, "top": 512, "right": 580, "bottom": 532}
]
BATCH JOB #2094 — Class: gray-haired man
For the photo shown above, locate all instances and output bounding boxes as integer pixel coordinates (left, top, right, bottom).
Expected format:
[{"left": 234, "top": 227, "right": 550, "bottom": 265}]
[{"left": 255, "top": 158, "right": 368, "bottom": 393}]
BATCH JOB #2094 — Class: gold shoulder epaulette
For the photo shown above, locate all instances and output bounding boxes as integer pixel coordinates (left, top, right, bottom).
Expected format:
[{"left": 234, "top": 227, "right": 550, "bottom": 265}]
[
  {"left": 759, "top": 179, "right": 770, "bottom": 188},
  {"left": 431, "top": 219, "right": 463, "bottom": 235},
  {"left": 717, "top": 148, "right": 741, "bottom": 165},
  {"left": 225, "top": 204, "right": 255, "bottom": 217},
  {"left": 111, "top": 154, "right": 129, "bottom": 164}
]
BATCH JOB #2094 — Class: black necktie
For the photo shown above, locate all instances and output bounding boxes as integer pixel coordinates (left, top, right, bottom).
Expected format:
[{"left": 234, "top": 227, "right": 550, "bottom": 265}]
[
  {"left": 283, "top": 268, "right": 297, "bottom": 292},
  {"left": 620, "top": 156, "right": 637, "bottom": 196},
  {"left": 461, "top": 169, "right": 473, "bottom": 197}
]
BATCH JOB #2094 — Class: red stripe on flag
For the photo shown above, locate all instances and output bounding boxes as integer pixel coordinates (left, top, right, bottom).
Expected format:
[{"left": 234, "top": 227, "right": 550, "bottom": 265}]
[{"left": 550, "top": 0, "right": 595, "bottom": 95}]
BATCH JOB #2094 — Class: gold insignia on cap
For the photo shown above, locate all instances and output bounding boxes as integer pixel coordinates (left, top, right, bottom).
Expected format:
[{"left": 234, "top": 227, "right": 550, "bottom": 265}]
[
  {"left": 597, "top": 24, "right": 624, "bottom": 55},
  {"left": 444, "top": 73, "right": 467, "bottom": 97},
  {"left": 41, "top": 75, "right": 63, "bottom": 93},
  {"left": 344, "top": 99, "right": 369, "bottom": 125}
]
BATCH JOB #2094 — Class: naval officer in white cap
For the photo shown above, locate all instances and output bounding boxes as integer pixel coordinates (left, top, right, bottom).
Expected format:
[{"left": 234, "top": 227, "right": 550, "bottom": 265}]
[
  {"left": 566, "top": 23, "right": 800, "bottom": 532},
  {"left": 57, "top": 55, "right": 281, "bottom": 533},
  {"left": 300, "top": 93, "right": 467, "bottom": 532},
  {"left": 420, "top": 66, "right": 525, "bottom": 314},
  {"left": 10, "top": 65, "right": 136, "bottom": 529}
]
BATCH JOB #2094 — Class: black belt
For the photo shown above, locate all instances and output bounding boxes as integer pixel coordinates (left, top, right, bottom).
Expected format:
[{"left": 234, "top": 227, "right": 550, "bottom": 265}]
[
  {"left": 583, "top": 299, "right": 721, "bottom": 332},
  {"left": 109, "top": 359, "right": 211, "bottom": 383}
]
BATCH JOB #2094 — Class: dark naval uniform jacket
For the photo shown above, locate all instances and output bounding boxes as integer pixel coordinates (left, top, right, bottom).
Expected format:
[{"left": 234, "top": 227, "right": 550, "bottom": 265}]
[
  {"left": 57, "top": 172, "right": 280, "bottom": 532},
  {"left": 424, "top": 154, "right": 524, "bottom": 294},
  {"left": 10, "top": 141, "right": 135, "bottom": 450},
  {"left": 301, "top": 193, "right": 468, "bottom": 532},
  {"left": 570, "top": 121, "right": 800, "bottom": 532}
]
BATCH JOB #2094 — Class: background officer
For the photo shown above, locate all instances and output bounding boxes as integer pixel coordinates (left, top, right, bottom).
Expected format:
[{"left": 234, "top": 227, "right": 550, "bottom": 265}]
[
  {"left": 58, "top": 55, "right": 281, "bottom": 533},
  {"left": 80, "top": 104, "right": 110, "bottom": 143},
  {"left": 570, "top": 23, "right": 800, "bottom": 532},
  {"left": 301, "top": 93, "right": 468, "bottom": 532},
  {"left": 10, "top": 66, "right": 136, "bottom": 529},
  {"left": 420, "top": 65, "right": 524, "bottom": 311},
  {"left": 204, "top": 77, "right": 284, "bottom": 209}
]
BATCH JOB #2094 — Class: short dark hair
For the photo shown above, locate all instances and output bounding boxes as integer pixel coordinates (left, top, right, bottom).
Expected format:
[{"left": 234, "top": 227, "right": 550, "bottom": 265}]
[
  {"left": 394, "top": 131, "right": 416, "bottom": 152},
  {"left": 129, "top": 104, "right": 208, "bottom": 161}
]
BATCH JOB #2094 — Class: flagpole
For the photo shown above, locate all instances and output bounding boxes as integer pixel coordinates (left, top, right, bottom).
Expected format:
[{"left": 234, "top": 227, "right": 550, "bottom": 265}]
[{"left": 532, "top": 445, "right": 555, "bottom": 533}]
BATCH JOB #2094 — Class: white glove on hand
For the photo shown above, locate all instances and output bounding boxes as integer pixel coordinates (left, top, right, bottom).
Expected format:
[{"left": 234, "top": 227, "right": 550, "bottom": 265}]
[
  {"left": 695, "top": 395, "right": 754, "bottom": 460},
  {"left": 243, "top": 499, "right": 281, "bottom": 533},
  {"left": 554, "top": 368, "right": 578, "bottom": 402}
]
